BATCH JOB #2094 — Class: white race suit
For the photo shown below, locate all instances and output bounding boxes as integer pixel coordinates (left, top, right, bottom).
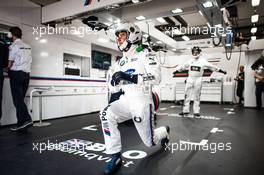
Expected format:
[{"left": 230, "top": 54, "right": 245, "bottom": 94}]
[
  {"left": 100, "top": 45, "right": 169, "bottom": 154},
  {"left": 175, "top": 56, "right": 222, "bottom": 114}
]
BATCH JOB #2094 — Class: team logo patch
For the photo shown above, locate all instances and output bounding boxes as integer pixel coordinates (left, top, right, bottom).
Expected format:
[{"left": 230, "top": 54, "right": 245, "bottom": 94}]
[
  {"left": 149, "top": 62, "right": 157, "bottom": 65},
  {"left": 119, "top": 60, "right": 126, "bottom": 66},
  {"left": 103, "top": 122, "right": 111, "bottom": 136},
  {"left": 190, "top": 66, "right": 201, "bottom": 72},
  {"left": 125, "top": 69, "right": 136, "bottom": 75},
  {"left": 104, "top": 129, "right": 111, "bottom": 136},
  {"left": 131, "top": 58, "right": 138, "bottom": 62}
]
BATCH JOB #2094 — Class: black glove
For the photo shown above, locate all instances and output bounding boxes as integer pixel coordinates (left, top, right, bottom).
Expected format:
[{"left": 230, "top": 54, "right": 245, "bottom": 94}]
[
  {"left": 111, "top": 71, "right": 138, "bottom": 86},
  {"left": 219, "top": 69, "right": 227, "bottom": 74}
]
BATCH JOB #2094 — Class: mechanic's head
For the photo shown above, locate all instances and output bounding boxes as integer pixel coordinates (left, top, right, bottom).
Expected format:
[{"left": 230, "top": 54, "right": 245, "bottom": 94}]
[
  {"left": 8, "top": 26, "right": 22, "bottom": 41},
  {"left": 115, "top": 23, "right": 142, "bottom": 52},
  {"left": 240, "top": 65, "right": 244, "bottom": 72},
  {"left": 191, "top": 46, "right": 201, "bottom": 59}
]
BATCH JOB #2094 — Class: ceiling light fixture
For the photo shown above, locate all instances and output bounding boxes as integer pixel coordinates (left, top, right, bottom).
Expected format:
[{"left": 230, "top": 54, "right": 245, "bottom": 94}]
[
  {"left": 171, "top": 8, "right": 183, "bottom": 14},
  {"left": 252, "top": 0, "right": 260, "bottom": 7},
  {"left": 132, "top": 0, "right": 140, "bottom": 3},
  {"left": 251, "top": 14, "right": 259, "bottom": 23},
  {"left": 156, "top": 17, "right": 166, "bottom": 23},
  {"left": 136, "top": 15, "right": 146, "bottom": 20},
  {"left": 182, "top": 35, "right": 190, "bottom": 41},
  {"left": 202, "top": 1, "right": 213, "bottom": 8},
  {"left": 251, "top": 27, "right": 257, "bottom": 33},
  {"left": 39, "top": 38, "right": 47, "bottom": 43}
]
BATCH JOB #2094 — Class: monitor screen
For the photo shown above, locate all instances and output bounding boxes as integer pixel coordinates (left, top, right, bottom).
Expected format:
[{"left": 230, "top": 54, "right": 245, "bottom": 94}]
[{"left": 92, "top": 50, "right": 111, "bottom": 70}]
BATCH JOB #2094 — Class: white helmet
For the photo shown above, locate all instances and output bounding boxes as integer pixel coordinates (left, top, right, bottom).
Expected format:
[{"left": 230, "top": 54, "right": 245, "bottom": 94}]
[{"left": 115, "top": 23, "right": 142, "bottom": 51}]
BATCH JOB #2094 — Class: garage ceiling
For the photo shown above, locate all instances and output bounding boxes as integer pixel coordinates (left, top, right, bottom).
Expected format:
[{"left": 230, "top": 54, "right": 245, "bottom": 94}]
[{"left": 30, "top": 0, "right": 264, "bottom": 50}]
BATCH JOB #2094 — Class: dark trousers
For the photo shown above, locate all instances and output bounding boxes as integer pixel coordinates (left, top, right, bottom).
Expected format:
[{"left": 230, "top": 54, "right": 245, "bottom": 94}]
[
  {"left": 255, "top": 82, "right": 264, "bottom": 109},
  {"left": 0, "top": 75, "right": 3, "bottom": 120},
  {"left": 237, "top": 83, "right": 244, "bottom": 104},
  {"left": 9, "top": 70, "right": 31, "bottom": 126}
]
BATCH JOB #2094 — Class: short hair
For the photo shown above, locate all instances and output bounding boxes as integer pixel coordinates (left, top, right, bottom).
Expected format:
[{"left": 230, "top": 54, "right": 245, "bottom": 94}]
[{"left": 9, "top": 26, "right": 22, "bottom": 38}]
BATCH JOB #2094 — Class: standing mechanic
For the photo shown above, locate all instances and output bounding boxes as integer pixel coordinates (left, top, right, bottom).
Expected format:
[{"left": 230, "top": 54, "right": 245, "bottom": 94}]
[
  {"left": 100, "top": 23, "right": 170, "bottom": 174},
  {"left": 173, "top": 46, "right": 226, "bottom": 116},
  {"left": 235, "top": 65, "right": 245, "bottom": 105},
  {"left": 7, "top": 27, "right": 33, "bottom": 131},
  {"left": 251, "top": 50, "right": 264, "bottom": 110}
]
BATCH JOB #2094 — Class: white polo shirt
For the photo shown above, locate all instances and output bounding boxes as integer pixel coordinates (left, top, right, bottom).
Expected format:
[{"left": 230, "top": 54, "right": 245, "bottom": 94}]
[{"left": 9, "top": 39, "right": 32, "bottom": 73}]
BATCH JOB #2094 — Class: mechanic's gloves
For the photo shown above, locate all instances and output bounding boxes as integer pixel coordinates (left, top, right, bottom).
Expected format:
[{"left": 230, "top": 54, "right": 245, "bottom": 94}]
[
  {"left": 219, "top": 69, "right": 227, "bottom": 74},
  {"left": 111, "top": 71, "right": 138, "bottom": 86}
]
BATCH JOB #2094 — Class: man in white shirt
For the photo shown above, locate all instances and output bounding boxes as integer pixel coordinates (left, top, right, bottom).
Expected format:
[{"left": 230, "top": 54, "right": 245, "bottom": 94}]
[{"left": 7, "top": 27, "right": 33, "bottom": 131}]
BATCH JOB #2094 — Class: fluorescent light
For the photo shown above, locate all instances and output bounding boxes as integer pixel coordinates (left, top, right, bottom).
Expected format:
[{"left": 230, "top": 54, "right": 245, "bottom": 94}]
[
  {"left": 251, "top": 14, "right": 259, "bottom": 23},
  {"left": 198, "top": 10, "right": 203, "bottom": 16},
  {"left": 172, "top": 48, "right": 177, "bottom": 51},
  {"left": 171, "top": 8, "right": 183, "bottom": 14},
  {"left": 251, "top": 36, "right": 256, "bottom": 40},
  {"left": 182, "top": 35, "right": 190, "bottom": 41},
  {"left": 156, "top": 17, "right": 166, "bottom": 23},
  {"left": 251, "top": 27, "right": 257, "bottom": 33},
  {"left": 252, "top": 0, "right": 260, "bottom": 7},
  {"left": 206, "top": 22, "right": 211, "bottom": 28},
  {"left": 40, "top": 52, "right": 49, "bottom": 57},
  {"left": 215, "top": 24, "right": 222, "bottom": 28},
  {"left": 97, "top": 38, "right": 109, "bottom": 43},
  {"left": 156, "top": 41, "right": 163, "bottom": 44},
  {"left": 203, "top": 1, "right": 213, "bottom": 8},
  {"left": 39, "top": 38, "right": 47, "bottom": 43},
  {"left": 35, "top": 37, "right": 39, "bottom": 40},
  {"left": 132, "top": 0, "right": 140, "bottom": 3},
  {"left": 143, "top": 34, "right": 149, "bottom": 38},
  {"left": 136, "top": 15, "right": 146, "bottom": 20}
]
